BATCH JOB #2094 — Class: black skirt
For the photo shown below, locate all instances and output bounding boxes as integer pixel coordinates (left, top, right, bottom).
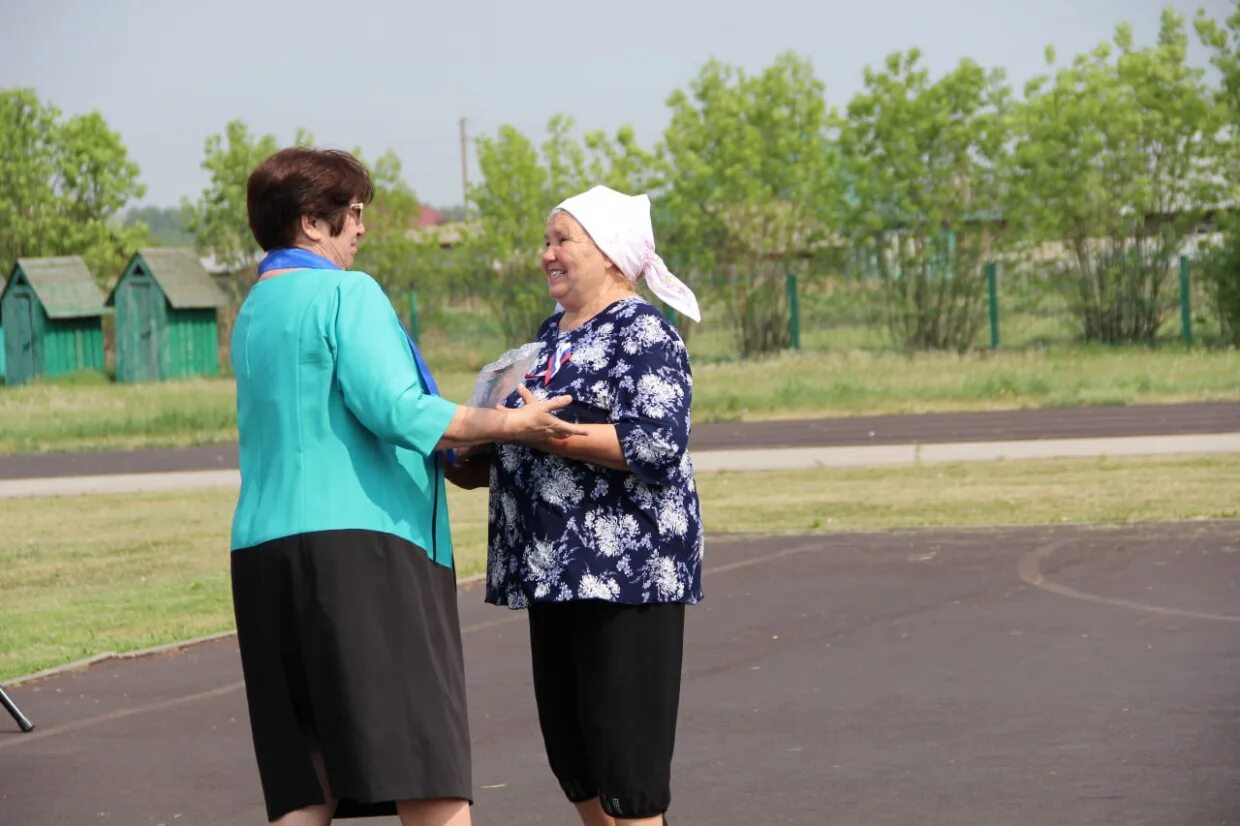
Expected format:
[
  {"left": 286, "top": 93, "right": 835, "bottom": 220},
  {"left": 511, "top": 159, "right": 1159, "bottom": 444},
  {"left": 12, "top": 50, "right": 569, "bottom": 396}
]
[{"left": 231, "top": 529, "right": 472, "bottom": 821}]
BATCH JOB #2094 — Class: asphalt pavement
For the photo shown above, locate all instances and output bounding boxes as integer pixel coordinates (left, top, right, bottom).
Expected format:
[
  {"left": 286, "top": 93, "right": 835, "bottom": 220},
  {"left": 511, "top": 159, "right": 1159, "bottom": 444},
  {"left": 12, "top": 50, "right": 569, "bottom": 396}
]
[
  {"left": 0, "top": 402, "right": 1238, "bottom": 498},
  {"left": 2, "top": 522, "right": 1237, "bottom": 824},
  {"left": 1, "top": 402, "right": 1237, "bottom": 823},
  {"left": 1, "top": 401, "right": 1236, "bottom": 479}
]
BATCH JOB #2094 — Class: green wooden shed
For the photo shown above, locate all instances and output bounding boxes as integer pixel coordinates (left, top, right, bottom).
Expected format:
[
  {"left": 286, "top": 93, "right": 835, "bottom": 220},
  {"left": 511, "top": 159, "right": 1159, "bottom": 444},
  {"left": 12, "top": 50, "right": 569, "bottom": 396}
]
[
  {"left": 107, "top": 248, "right": 229, "bottom": 383},
  {"left": 1, "top": 256, "right": 108, "bottom": 386}
]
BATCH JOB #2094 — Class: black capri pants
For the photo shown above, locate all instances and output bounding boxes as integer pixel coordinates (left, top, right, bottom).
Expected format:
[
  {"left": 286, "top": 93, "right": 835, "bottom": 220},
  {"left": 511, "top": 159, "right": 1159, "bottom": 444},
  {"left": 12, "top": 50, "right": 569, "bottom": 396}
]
[{"left": 528, "top": 600, "right": 685, "bottom": 820}]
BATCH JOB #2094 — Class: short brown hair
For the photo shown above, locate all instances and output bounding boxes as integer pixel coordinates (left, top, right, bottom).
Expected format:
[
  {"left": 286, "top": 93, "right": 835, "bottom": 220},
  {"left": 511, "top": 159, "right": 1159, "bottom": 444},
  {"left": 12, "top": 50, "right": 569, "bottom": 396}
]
[{"left": 246, "top": 147, "right": 374, "bottom": 250}]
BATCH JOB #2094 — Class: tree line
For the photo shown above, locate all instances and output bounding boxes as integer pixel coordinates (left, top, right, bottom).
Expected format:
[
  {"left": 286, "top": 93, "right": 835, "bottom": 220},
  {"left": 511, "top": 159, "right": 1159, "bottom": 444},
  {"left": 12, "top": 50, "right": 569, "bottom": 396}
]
[{"left": 3, "top": 4, "right": 1238, "bottom": 353}]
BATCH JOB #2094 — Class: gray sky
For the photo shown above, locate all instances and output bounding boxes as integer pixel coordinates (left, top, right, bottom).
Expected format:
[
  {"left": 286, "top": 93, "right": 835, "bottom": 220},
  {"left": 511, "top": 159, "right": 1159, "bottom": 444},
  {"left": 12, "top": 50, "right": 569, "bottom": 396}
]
[{"left": 1, "top": 0, "right": 1228, "bottom": 209}]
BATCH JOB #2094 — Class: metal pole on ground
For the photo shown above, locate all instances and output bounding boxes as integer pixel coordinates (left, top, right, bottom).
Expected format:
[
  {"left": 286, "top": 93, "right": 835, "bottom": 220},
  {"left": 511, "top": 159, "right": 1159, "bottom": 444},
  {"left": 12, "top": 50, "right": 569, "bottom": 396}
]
[
  {"left": 408, "top": 291, "right": 421, "bottom": 347},
  {"left": 1179, "top": 255, "right": 1193, "bottom": 345},
  {"left": 985, "top": 261, "right": 1000, "bottom": 349},
  {"left": 786, "top": 272, "right": 801, "bottom": 351},
  {"left": 0, "top": 684, "right": 34, "bottom": 732}
]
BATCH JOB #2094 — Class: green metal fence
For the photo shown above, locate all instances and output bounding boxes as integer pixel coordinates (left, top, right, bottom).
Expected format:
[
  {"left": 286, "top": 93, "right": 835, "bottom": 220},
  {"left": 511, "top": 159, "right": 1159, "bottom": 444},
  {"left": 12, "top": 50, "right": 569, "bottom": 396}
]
[
  {"left": 394, "top": 255, "right": 1225, "bottom": 371},
  {"left": 23, "top": 254, "right": 1224, "bottom": 387}
]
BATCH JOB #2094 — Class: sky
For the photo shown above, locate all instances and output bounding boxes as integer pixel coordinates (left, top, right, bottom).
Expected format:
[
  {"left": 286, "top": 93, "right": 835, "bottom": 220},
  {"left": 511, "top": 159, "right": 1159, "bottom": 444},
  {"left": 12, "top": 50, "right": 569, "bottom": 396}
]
[{"left": 0, "top": 0, "right": 1229, "bottom": 210}]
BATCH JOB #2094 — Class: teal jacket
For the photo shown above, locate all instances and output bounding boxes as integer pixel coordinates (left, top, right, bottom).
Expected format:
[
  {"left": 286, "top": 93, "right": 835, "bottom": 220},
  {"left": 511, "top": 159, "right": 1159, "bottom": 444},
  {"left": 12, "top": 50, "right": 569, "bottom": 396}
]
[{"left": 230, "top": 269, "right": 459, "bottom": 567}]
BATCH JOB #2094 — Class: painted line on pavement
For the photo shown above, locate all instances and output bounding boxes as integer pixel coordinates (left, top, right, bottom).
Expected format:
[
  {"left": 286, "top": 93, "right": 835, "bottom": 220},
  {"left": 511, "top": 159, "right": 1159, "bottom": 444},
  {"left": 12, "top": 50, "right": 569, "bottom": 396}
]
[
  {"left": 0, "top": 680, "right": 245, "bottom": 750},
  {"left": 1017, "top": 540, "right": 1240, "bottom": 624},
  {"left": 0, "top": 538, "right": 829, "bottom": 743}
]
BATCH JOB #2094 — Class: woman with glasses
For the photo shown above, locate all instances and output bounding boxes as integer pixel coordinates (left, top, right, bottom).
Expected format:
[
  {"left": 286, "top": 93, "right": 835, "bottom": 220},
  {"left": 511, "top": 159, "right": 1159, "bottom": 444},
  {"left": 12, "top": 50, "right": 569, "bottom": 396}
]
[
  {"left": 230, "top": 147, "right": 584, "bottom": 826},
  {"left": 449, "top": 185, "right": 703, "bottom": 826}
]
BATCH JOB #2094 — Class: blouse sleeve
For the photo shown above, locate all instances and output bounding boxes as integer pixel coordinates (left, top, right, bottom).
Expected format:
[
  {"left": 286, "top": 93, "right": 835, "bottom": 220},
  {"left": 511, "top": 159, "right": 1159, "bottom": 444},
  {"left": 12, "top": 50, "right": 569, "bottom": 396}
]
[
  {"left": 331, "top": 273, "right": 458, "bottom": 456},
  {"left": 610, "top": 311, "right": 693, "bottom": 486}
]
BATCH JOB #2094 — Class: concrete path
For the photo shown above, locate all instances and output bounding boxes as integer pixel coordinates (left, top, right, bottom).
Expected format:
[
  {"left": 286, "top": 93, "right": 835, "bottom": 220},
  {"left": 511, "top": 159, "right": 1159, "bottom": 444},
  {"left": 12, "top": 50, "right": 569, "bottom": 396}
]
[
  {"left": 1, "top": 432, "right": 1238, "bottom": 499},
  {"left": 1, "top": 402, "right": 1237, "bottom": 498}
]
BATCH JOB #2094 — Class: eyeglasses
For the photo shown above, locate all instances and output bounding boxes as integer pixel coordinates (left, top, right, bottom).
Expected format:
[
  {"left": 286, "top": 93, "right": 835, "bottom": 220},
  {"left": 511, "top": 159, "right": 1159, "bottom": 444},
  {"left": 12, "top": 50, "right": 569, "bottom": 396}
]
[{"left": 347, "top": 202, "right": 365, "bottom": 222}]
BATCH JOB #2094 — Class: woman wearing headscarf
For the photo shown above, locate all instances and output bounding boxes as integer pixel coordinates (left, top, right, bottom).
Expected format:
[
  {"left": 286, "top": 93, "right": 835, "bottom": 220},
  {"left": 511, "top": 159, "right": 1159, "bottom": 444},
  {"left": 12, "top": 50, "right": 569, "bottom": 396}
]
[
  {"left": 450, "top": 185, "right": 703, "bottom": 826},
  {"left": 230, "top": 147, "right": 584, "bottom": 826}
]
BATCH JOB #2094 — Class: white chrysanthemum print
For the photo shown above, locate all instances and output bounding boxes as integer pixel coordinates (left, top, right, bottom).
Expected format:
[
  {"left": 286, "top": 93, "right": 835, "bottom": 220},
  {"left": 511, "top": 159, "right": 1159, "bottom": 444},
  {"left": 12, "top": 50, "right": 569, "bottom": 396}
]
[
  {"left": 572, "top": 329, "right": 611, "bottom": 371},
  {"left": 642, "top": 555, "right": 685, "bottom": 601},
  {"left": 500, "top": 491, "right": 519, "bottom": 524},
  {"left": 621, "top": 314, "right": 669, "bottom": 354},
  {"left": 585, "top": 510, "right": 643, "bottom": 558},
  {"left": 656, "top": 495, "right": 690, "bottom": 537},
  {"left": 612, "top": 299, "right": 640, "bottom": 320},
  {"left": 624, "top": 428, "right": 678, "bottom": 467},
  {"left": 487, "top": 538, "right": 507, "bottom": 588},
  {"left": 527, "top": 537, "right": 573, "bottom": 599},
  {"left": 632, "top": 373, "right": 683, "bottom": 419},
  {"left": 623, "top": 476, "right": 656, "bottom": 509},
  {"left": 535, "top": 460, "right": 584, "bottom": 508},
  {"left": 578, "top": 572, "right": 621, "bottom": 600},
  {"left": 586, "top": 380, "right": 612, "bottom": 409},
  {"left": 504, "top": 582, "right": 528, "bottom": 609}
]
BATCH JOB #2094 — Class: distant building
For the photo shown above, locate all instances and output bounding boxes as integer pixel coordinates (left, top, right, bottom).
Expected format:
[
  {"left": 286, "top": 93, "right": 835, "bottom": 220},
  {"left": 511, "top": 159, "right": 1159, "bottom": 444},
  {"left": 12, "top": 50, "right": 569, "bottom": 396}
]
[
  {"left": 106, "top": 248, "right": 229, "bottom": 382},
  {"left": 1, "top": 256, "right": 108, "bottom": 385}
]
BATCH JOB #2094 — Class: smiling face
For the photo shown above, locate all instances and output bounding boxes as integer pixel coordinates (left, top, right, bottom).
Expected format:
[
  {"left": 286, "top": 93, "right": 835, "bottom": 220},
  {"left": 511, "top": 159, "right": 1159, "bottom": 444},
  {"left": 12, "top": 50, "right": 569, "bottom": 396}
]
[{"left": 541, "top": 210, "right": 621, "bottom": 311}]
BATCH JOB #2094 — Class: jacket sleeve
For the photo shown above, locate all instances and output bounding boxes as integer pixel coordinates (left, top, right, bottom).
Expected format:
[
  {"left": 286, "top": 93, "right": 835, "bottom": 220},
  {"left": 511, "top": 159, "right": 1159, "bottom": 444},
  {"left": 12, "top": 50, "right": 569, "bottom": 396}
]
[{"left": 331, "top": 273, "right": 457, "bottom": 456}]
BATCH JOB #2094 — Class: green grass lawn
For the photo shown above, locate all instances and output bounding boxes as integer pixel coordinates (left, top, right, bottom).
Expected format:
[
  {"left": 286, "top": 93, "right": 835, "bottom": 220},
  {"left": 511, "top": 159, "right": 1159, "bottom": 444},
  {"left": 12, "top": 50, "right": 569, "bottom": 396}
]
[
  {"left": 3, "top": 453, "right": 1237, "bottom": 680},
  {"left": 2, "top": 344, "right": 1238, "bottom": 453}
]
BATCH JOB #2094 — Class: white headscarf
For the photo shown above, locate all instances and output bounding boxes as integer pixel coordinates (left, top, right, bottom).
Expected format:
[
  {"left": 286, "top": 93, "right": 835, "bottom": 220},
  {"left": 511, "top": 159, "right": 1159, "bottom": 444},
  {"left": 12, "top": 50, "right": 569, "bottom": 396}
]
[{"left": 552, "top": 185, "right": 701, "bottom": 322}]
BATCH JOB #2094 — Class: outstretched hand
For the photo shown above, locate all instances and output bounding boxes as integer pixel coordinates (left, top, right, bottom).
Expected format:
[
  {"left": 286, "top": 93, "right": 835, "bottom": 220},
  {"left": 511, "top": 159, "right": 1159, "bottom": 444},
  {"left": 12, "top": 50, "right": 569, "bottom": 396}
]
[{"left": 502, "top": 385, "right": 586, "bottom": 442}]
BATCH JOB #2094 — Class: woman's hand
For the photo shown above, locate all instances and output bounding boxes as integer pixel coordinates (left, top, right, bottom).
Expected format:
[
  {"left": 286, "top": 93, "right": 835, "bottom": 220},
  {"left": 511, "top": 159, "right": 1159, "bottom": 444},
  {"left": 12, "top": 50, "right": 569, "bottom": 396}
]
[
  {"left": 500, "top": 387, "right": 586, "bottom": 442},
  {"left": 438, "top": 392, "right": 583, "bottom": 450},
  {"left": 504, "top": 387, "right": 630, "bottom": 470}
]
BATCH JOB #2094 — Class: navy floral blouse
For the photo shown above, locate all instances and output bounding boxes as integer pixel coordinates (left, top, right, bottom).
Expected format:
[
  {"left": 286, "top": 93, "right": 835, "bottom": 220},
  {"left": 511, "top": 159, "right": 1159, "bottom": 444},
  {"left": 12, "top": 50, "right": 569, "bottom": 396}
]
[{"left": 484, "top": 296, "right": 704, "bottom": 609}]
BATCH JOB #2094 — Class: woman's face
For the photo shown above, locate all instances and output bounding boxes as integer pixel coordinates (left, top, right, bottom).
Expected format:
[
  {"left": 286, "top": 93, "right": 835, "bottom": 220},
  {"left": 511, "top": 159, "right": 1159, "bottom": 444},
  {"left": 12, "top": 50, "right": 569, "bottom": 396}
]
[
  {"left": 541, "top": 211, "right": 614, "bottom": 309},
  {"left": 309, "top": 202, "right": 365, "bottom": 268}
]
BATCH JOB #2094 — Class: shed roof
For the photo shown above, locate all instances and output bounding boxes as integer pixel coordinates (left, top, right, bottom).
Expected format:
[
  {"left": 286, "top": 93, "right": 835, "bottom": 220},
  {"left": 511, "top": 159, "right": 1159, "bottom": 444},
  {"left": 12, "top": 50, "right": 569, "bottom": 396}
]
[
  {"left": 109, "top": 248, "right": 229, "bottom": 309},
  {"left": 5, "top": 256, "right": 107, "bottom": 319}
]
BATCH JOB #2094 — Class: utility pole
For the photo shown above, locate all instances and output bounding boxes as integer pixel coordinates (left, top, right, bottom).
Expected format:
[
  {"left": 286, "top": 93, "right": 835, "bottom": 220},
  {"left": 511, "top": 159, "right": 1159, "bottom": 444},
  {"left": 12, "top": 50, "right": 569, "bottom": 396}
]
[{"left": 459, "top": 117, "right": 469, "bottom": 216}]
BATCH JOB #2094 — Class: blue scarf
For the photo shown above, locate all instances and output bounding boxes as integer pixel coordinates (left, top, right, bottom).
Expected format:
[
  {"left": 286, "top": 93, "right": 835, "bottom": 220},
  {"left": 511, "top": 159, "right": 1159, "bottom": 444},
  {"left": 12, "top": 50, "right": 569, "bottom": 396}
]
[{"left": 258, "top": 248, "right": 440, "bottom": 395}]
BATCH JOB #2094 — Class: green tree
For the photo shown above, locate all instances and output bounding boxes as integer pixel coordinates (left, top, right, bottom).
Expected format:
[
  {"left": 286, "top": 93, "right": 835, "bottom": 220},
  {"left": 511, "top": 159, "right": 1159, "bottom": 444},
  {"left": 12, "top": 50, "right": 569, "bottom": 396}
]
[
  {"left": 0, "top": 89, "right": 147, "bottom": 281},
  {"left": 1008, "top": 10, "right": 1225, "bottom": 343},
  {"left": 123, "top": 204, "right": 194, "bottom": 246},
  {"left": 1196, "top": 1, "right": 1240, "bottom": 344},
  {"left": 352, "top": 149, "right": 436, "bottom": 298},
  {"left": 583, "top": 125, "right": 661, "bottom": 195},
  {"left": 468, "top": 117, "right": 662, "bottom": 342},
  {"left": 468, "top": 124, "right": 554, "bottom": 342},
  {"left": 661, "top": 53, "right": 834, "bottom": 356},
  {"left": 182, "top": 120, "right": 284, "bottom": 279},
  {"left": 836, "top": 51, "right": 1011, "bottom": 351},
  {"left": 542, "top": 114, "right": 587, "bottom": 203}
]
